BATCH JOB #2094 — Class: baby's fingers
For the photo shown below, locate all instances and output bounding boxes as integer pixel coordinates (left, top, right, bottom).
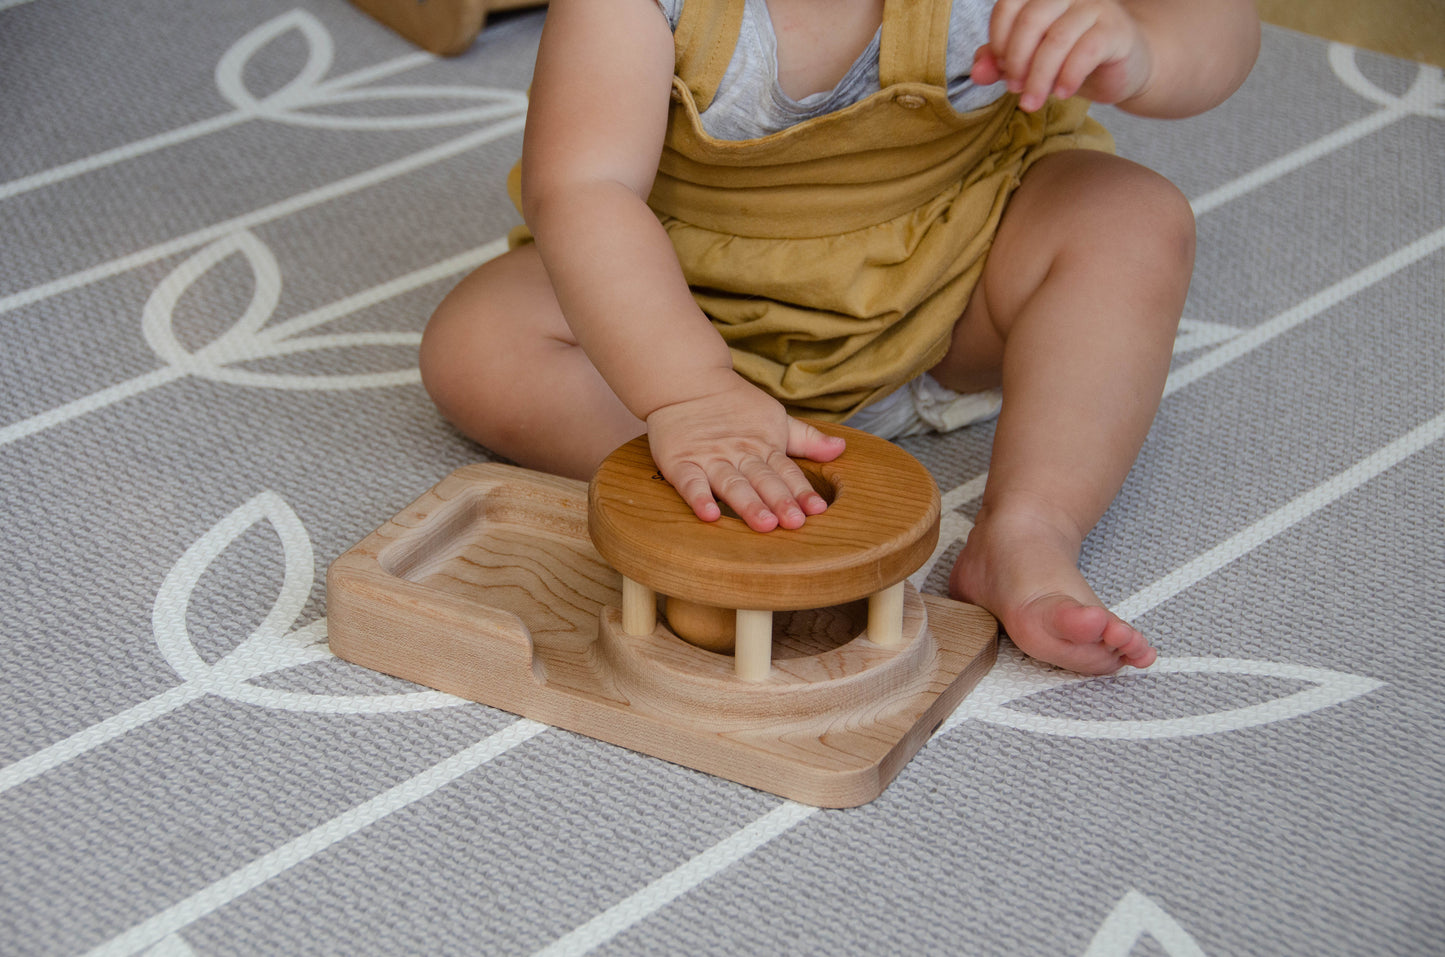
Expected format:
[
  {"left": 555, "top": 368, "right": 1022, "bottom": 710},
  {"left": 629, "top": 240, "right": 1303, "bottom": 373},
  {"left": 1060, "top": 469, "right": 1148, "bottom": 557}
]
[
  {"left": 1016, "top": 11, "right": 1099, "bottom": 109},
  {"left": 691, "top": 453, "right": 820, "bottom": 533},
  {"left": 785, "top": 418, "right": 846, "bottom": 464},
  {"left": 711, "top": 463, "right": 782, "bottom": 532},
  {"left": 667, "top": 461, "right": 724, "bottom": 524},
  {"left": 990, "top": 4, "right": 1099, "bottom": 110},
  {"left": 970, "top": 43, "right": 1004, "bottom": 86},
  {"left": 988, "top": 0, "right": 1068, "bottom": 87},
  {"left": 782, "top": 421, "right": 842, "bottom": 517},
  {"left": 744, "top": 452, "right": 828, "bottom": 528}
]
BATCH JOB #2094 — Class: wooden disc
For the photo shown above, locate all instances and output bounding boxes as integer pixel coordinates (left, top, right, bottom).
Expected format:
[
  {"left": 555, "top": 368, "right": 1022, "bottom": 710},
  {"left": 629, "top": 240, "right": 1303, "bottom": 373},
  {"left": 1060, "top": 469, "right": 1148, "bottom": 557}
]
[{"left": 588, "top": 420, "right": 940, "bottom": 611}]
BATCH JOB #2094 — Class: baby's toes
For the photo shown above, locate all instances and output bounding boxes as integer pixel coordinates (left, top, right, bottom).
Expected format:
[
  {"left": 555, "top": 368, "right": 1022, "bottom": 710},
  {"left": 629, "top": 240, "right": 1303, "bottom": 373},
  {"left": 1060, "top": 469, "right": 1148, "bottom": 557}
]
[
  {"left": 1047, "top": 598, "right": 1110, "bottom": 646},
  {"left": 1102, "top": 617, "right": 1155, "bottom": 668}
]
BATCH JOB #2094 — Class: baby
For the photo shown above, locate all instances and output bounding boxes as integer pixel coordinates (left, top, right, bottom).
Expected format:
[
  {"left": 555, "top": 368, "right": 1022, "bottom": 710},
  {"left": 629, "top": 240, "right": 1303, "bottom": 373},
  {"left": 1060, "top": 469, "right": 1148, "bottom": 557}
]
[{"left": 420, "top": 0, "right": 1261, "bottom": 674}]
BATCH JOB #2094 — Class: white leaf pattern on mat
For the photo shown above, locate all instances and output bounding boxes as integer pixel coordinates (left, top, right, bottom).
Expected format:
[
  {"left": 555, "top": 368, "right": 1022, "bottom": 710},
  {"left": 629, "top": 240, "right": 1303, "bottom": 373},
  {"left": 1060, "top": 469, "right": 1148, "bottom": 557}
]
[
  {"left": 152, "top": 491, "right": 322, "bottom": 685},
  {"left": 215, "top": 11, "right": 335, "bottom": 117},
  {"left": 1083, "top": 891, "right": 1208, "bottom": 957},
  {"left": 2, "top": 237, "right": 505, "bottom": 448},
  {"left": 216, "top": 10, "right": 527, "bottom": 130},
  {"left": 947, "top": 644, "right": 1383, "bottom": 739},
  {"left": 151, "top": 491, "right": 464, "bottom": 714},
  {"left": 141, "top": 230, "right": 423, "bottom": 390},
  {"left": 1329, "top": 43, "right": 1445, "bottom": 116},
  {"left": 0, "top": 494, "right": 464, "bottom": 796}
]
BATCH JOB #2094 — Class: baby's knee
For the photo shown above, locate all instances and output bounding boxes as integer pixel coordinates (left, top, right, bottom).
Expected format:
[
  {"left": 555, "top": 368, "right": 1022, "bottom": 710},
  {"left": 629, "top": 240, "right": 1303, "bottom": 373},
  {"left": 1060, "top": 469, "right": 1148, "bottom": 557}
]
[
  {"left": 418, "top": 289, "right": 500, "bottom": 427},
  {"left": 418, "top": 303, "right": 464, "bottom": 412},
  {"left": 1121, "top": 167, "right": 1196, "bottom": 274}
]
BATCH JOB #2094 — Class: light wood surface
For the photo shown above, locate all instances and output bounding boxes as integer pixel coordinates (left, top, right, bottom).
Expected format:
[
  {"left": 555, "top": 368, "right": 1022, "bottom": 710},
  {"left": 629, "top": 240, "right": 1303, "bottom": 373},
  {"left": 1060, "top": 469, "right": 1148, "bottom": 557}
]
[
  {"left": 327, "top": 462, "right": 998, "bottom": 807},
  {"left": 1257, "top": 0, "right": 1445, "bottom": 68},
  {"left": 588, "top": 421, "right": 941, "bottom": 611},
  {"left": 590, "top": 420, "right": 939, "bottom": 679},
  {"left": 663, "top": 598, "right": 738, "bottom": 653}
]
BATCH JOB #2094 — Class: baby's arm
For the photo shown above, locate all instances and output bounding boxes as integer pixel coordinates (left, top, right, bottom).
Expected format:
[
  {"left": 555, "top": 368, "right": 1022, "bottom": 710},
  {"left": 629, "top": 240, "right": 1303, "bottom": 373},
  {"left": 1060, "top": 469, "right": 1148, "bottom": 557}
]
[
  {"left": 521, "top": 0, "right": 842, "bottom": 532},
  {"left": 972, "top": 0, "right": 1260, "bottom": 117}
]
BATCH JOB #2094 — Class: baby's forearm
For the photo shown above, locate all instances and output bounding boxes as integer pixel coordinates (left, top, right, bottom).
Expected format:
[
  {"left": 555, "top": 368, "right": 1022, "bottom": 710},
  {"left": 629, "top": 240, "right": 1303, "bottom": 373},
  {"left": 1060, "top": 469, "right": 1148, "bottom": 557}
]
[
  {"left": 525, "top": 179, "right": 736, "bottom": 421},
  {"left": 1119, "top": 0, "right": 1260, "bottom": 118}
]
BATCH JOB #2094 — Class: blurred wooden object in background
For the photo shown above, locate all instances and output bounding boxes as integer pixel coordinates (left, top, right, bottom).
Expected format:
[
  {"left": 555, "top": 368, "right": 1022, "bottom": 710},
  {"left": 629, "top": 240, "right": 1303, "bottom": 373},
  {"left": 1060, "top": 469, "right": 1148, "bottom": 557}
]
[
  {"left": 1257, "top": 0, "right": 1445, "bottom": 67},
  {"left": 349, "top": 0, "right": 547, "bottom": 56}
]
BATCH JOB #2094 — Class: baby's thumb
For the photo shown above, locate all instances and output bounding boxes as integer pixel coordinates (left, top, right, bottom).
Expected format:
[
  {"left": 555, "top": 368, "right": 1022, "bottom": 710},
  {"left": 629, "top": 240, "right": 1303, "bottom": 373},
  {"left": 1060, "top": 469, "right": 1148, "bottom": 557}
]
[{"left": 786, "top": 418, "right": 846, "bottom": 462}]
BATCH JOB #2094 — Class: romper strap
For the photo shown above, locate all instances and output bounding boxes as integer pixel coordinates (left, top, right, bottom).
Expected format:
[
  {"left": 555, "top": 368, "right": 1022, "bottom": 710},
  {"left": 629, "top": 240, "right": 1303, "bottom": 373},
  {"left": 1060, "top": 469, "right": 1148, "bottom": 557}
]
[
  {"left": 878, "top": 0, "right": 952, "bottom": 89},
  {"left": 673, "top": 0, "right": 746, "bottom": 113}
]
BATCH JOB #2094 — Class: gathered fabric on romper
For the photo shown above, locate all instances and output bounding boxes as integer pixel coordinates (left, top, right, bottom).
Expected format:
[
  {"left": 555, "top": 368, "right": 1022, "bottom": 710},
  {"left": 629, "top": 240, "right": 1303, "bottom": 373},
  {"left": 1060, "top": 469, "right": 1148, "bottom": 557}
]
[{"left": 512, "top": 0, "right": 1114, "bottom": 421}]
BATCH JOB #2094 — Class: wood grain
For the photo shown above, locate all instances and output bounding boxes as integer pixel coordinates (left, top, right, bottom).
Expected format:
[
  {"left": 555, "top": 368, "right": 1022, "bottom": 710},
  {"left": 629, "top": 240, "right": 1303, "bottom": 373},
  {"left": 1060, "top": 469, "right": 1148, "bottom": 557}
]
[
  {"left": 588, "top": 421, "right": 941, "bottom": 610},
  {"left": 346, "top": 0, "right": 545, "bottom": 56},
  {"left": 327, "top": 462, "right": 997, "bottom": 807}
]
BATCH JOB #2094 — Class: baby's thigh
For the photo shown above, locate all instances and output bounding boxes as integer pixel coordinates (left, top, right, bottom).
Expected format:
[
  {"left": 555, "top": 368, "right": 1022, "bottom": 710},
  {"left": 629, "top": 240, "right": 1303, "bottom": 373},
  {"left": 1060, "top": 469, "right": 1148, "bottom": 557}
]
[
  {"left": 426, "top": 243, "right": 574, "bottom": 350},
  {"left": 419, "top": 244, "right": 572, "bottom": 406}
]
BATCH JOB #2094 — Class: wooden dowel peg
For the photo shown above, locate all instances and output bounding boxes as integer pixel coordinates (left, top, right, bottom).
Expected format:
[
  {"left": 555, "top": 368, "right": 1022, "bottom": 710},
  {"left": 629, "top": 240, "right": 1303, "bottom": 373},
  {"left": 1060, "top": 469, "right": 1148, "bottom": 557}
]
[
  {"left": 622, "top": 577, "right": 656, "bottom": 636},
  {"left": 734, "top": 609, "right": 773, "bottom": 681},
  {"left": 868, "top": 581, "right": 905, "bottom": 648}
]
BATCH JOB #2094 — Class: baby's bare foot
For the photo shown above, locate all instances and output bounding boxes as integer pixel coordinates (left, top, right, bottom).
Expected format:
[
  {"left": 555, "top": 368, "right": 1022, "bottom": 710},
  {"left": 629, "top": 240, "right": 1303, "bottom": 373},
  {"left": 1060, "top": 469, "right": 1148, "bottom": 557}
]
[{"left": 949, "top": 497, "right": 1156, "bottom": 675}]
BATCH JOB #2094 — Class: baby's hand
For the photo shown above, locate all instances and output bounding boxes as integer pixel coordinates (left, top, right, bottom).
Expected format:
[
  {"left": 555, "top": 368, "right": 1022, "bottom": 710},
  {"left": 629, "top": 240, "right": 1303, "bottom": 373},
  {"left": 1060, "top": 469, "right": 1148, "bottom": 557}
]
[
  {"left": 644, "top": 375, "right": 845, "bottom": 532},
  {"left": 972, "top": 0, "right": 1151, "bottom": 112}
]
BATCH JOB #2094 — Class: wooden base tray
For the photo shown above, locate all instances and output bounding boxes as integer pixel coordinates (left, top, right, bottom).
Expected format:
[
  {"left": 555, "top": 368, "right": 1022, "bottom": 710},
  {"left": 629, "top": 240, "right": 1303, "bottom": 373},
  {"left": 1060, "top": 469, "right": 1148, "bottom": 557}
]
[{"left": 326, "top": 463, "right": 998, "bottom": 807}]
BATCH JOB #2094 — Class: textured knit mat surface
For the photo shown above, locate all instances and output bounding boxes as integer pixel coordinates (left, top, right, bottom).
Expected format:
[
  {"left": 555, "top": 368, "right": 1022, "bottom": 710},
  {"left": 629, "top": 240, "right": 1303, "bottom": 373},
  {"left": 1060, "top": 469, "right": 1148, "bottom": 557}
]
[{"left": 3, "top": 1, "right": 1443, "bottom": 954}]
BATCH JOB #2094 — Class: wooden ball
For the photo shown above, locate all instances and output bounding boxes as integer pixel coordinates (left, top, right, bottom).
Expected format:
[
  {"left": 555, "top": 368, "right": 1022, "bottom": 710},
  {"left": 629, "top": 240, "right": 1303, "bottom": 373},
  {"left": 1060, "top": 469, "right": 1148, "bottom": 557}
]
[{"left": 665, "top": 598, "right": 737, "bottom": 654}]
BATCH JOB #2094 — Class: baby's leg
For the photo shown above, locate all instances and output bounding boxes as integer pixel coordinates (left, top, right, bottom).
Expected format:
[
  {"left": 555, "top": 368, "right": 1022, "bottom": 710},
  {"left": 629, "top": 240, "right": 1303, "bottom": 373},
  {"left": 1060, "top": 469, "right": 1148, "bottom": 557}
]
[
  {"left": 935, "top": 149, "right": 1194, "bottom": 674},
  {"left": 419, "top": 243, "right": 644, "bottom": 479}
]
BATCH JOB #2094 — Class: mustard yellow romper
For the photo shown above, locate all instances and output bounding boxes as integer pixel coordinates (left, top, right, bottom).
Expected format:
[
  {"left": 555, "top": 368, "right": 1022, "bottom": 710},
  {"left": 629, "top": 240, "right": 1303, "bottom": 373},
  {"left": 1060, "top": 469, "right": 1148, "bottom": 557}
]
[{"left": 515, "top": 0, "right": 1115, "bottom": 424}]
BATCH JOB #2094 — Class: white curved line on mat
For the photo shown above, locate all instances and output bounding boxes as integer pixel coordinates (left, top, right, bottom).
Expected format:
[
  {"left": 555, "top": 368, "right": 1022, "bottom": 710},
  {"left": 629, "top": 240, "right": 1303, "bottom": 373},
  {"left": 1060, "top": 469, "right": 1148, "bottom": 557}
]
[
  {"left": 1084, "top": 890, "right": 1208, "bottom": 957},
  {"left": 1189, "top": 107, "right": 1404, "bottom": 217},
  {"left": 1327, "top": 42, "right": 1445, "bottom": 116},
  {"left": 524, "top": 408, "right": 1433, "bottom": 955},
  {"left": 0, "top": 113, "right": 254, "bottom": 201},
  {"left": 0, "top": 491, "right": 471, "bottom": 796},
  {"left": 1164, "top": 225, "right": 1445, "bottom": 396},
  {"left": 913, "top": 222, "right": 1445, "bottom": 588},
  {"left": 0, "top": 489, "right": 321, "bottom": 797},
  {"left": 1190, "top": 43, "right": 1444, "bottom": 217},
  {"left": 0, "top": 118, "right": 523, "bottom": 318},
  {"left": 949, "top": 650, "right": 1384, "bottom": 739},
  {"left": 0, "top": 237, "right": 507, "bottom": 447},
  {"left": 213, "top": 12, "right": 526, "bottom": 131},
  {"left": 0, "top": 54, "right": 436, "bottom": 201},
  {"left": 83, "top": 719, "right": 548, "bottom": 957},
  {"left": 0, "top": 11, "right": 439, "bottom": 201},
  {"left": 1112, "top": 406, "right": 1445, "bottom": 621},
  {"left": 533, "top": 801, "right": 819, "bottom": 957}
]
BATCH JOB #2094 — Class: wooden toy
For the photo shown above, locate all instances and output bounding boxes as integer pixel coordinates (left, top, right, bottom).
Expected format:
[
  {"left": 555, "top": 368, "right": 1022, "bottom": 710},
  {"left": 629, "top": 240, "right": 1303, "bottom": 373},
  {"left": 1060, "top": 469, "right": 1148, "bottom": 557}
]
[
  {"left": 348, "top": 0, "right": 547, "bottom": 56},
  {"left": 326, "top": 422, "right": 997, "bottom": 807}
]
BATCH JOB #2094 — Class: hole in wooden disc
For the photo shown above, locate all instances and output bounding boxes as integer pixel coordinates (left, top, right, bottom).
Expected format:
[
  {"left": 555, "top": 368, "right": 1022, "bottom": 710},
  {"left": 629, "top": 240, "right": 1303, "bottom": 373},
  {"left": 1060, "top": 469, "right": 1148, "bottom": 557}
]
[{"left": 714, "top": 465, "right": 837, "bottom": 522}]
